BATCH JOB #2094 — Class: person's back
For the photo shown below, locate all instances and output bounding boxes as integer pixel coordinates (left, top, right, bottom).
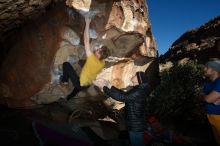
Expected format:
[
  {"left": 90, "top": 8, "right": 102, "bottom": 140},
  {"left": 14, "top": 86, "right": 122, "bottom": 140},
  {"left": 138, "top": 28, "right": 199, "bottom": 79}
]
[
  {"left": 103, "top": 71, "right": 149, "bottom": 146},
  {"left": 124, "top": 83, "right": 148, "bottom": 132}
]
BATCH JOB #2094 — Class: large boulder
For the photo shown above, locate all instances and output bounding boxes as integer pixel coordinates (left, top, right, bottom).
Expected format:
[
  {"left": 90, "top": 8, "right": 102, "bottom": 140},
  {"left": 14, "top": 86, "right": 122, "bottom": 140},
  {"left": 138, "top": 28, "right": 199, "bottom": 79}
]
[
  {"left": 0, "top": 0, "right": 59, "bottom": 43},
  {"left": 0, "top": 0, "right": 158, "bottom": 108}
]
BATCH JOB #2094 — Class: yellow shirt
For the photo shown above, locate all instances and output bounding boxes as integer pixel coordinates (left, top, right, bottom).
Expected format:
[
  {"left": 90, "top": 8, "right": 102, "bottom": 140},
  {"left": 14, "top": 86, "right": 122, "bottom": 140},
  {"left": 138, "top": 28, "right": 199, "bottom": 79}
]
[{"left": 80, "top": 54, "right": 105, "bottom": 86}]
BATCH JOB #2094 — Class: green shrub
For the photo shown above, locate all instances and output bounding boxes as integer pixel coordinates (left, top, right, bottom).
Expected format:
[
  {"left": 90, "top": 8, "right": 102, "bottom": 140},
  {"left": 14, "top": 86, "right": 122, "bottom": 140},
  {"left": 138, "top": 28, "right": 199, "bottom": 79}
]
[{"left": 147, "top": 61, "right": 206, "bottom": 123}]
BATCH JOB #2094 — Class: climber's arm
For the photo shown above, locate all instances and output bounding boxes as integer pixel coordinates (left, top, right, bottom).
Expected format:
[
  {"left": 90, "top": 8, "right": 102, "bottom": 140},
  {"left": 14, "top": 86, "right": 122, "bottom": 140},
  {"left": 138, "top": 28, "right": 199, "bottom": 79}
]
[{"left": 84, "top": 16, "right": 92, "bottom": 57}]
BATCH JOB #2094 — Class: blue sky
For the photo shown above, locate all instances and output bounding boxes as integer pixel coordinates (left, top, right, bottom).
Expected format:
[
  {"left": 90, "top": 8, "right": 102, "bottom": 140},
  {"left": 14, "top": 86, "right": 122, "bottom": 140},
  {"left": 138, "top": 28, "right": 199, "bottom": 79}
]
[{"left": 147, "top": 0, "right": 220, "bottom": 55}]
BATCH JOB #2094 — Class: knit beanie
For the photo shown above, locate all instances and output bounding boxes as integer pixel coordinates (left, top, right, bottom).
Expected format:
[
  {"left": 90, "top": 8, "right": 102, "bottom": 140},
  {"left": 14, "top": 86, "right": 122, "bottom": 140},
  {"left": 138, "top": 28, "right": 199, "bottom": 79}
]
[
  {"left": 136, "top": 71, "right": 148, "bottom": 84},
  {"left": 206, "top": 60, "right": 220, "bottom": 73}
]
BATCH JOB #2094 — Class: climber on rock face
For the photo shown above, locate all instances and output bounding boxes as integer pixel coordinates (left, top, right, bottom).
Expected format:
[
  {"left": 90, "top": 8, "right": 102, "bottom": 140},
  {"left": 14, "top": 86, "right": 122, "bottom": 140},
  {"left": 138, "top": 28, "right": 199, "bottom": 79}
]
[{"left": 59, "top": 16, "right": 110, "bottom": 100}]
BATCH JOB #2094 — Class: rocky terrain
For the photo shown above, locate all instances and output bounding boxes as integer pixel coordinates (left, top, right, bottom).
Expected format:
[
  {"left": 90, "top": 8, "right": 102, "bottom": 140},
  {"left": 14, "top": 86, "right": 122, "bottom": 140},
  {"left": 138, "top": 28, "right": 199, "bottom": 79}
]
[
  {"left": 0, "top": 1, "right": 219, "bottom": 145},
  {"left": 160, "top": 16, "right": 220, "bottom": 64}
]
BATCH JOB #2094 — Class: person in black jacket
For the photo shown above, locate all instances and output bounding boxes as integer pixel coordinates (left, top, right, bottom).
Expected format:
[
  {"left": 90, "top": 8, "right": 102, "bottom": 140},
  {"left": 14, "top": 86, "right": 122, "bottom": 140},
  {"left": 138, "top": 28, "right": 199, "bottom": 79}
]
[{"left": 103, "top": 71, "right": 149, "bottom": 146}]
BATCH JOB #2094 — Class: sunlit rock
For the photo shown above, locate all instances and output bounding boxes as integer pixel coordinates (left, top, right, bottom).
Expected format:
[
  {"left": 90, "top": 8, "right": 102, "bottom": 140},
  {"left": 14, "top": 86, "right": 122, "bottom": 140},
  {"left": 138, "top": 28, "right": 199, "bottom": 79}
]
[
  {"left": 160, "top": 16, "right": 220, "bottom": 62},
  {"left": 66, "top": 0, "right": 92, "bottom": 12},
  {"left": 0, "top": 0, "right": 158, "bottom": 108}
]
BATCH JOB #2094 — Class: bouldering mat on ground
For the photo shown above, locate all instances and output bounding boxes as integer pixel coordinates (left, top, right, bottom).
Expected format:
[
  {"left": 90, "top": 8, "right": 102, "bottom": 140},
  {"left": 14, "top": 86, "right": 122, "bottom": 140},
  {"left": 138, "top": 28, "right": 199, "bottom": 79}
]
[
  {"left": 32, "top": 121, "right": 94, "bottom": 146},
  {"left": 32, "top": 121, "right": 114, "bottom": 146}
]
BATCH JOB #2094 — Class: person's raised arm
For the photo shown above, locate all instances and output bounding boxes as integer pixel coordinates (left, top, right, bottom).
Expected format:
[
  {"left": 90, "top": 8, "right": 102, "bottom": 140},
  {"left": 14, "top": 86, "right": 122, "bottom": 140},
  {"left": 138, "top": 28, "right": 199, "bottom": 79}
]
[{"left": 84, "top": 16, "right": 92, "bottom": 57}]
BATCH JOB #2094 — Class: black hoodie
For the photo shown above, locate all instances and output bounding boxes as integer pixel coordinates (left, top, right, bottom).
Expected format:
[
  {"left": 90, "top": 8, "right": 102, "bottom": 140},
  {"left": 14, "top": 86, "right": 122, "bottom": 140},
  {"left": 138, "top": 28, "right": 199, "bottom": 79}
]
[{"left": 103, "top": 72, "right": 149, "bottom": 132}]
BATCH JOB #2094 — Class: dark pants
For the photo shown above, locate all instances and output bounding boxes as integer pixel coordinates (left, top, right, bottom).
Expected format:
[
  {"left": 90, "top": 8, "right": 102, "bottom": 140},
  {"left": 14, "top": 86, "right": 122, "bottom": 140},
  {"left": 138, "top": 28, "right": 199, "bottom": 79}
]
[
  {"left": 129, "top": 131, "right": 145, "bottom": 146},
  {"left": 61, "top": 62, "right": 82, "bottom": 99},
  {"left": 62, "top": 62, "right": 81, "bottom": 89}
]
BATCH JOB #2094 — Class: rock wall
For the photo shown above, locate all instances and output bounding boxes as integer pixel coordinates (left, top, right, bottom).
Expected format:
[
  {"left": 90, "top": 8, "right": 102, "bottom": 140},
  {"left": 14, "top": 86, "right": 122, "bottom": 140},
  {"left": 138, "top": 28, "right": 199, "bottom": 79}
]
[
  {"left": 0, "top": 0, "right": 62, "bottom": 42},
  {"left": 0, "top": 0, "right": 158, "bottom": 108},
  {"left": 0, "top": 4, "right": 67, "bottom": 107}
]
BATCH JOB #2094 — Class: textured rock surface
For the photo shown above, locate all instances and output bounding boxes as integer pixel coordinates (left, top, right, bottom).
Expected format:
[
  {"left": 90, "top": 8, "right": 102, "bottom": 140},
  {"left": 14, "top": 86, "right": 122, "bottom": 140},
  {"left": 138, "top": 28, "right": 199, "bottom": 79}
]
[
  {"left": 0, "top": 0, "right": 158, "bottom": 108},
  {"left": 160, "top": 16, "right": 220, "bottom": 63},
  {"left": 0, "top": 0, "right": 61, "bottom": 42}
]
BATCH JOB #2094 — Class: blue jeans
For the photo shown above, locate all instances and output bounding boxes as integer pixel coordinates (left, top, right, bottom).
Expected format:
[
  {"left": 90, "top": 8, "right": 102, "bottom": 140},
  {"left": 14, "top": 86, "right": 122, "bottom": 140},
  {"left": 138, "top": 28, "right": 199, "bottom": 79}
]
[{"left": 129, "top": 131, "right": 145, "bottom": 146}]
